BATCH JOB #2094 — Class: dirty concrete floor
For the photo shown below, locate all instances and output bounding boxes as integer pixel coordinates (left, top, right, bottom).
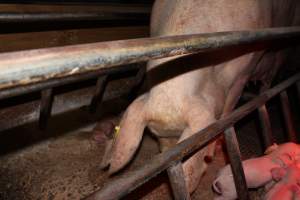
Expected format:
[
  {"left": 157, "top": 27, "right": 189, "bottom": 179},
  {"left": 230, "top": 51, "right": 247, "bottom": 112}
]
[{"left": 0, "top": 93, "right": 299, "bottom": 200}]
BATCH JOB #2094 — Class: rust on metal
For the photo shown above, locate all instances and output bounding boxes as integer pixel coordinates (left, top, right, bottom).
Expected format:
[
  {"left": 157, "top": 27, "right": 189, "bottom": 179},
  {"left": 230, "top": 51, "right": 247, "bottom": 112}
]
[
  {"left": 0, "top": 64, "right": 139, "bottom": 100},
  {"left": 85, "top": 73, "right": 300, "bottom": 200},
  {"left": 0, "top": 27, "right": 300, "bottom": 92}
]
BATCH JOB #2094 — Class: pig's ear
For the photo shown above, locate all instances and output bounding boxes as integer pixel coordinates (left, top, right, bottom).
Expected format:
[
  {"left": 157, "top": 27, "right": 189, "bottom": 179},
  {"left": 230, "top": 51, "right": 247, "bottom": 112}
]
[
  {"left": 271, "top": 167, "right": 286, "bottom": 181},
  {"left": 264, "top": 143, "right": 278, "bottom": 154}
]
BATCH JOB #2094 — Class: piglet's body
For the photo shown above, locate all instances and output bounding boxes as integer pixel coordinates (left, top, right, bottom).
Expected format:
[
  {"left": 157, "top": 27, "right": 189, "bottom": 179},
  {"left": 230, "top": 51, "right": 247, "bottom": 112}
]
[
  {"left": 213, "top": 143, "right": 300, "bottom": 200},
  {"left": 264, "top": 163, "right": 300, "bottom": 200}
]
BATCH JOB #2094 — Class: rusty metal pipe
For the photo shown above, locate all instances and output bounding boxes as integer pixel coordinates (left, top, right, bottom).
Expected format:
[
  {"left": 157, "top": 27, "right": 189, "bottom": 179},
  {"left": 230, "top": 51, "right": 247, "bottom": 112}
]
[
  {"left": 0, "top": 63, "right": 139, "bottom": 100},
  {"left": 85, "top": 73, "right": 300, "bottom": 200},
  {"left": 0, "top": 27, "right": 300, "bottom": 92}
]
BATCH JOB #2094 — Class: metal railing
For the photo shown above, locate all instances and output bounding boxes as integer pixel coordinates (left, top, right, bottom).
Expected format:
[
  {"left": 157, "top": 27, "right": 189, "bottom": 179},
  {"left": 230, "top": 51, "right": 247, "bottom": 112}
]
[
  {"left": 84, "top": 73, "right": 300, "bottom": 200},
  {"left": 0, "top": 26, "right": 300, "bottom": 199}
]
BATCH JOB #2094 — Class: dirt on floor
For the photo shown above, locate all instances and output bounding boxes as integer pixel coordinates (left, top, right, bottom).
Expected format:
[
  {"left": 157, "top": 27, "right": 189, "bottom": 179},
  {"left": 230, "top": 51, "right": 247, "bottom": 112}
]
[{"left": 0, "top": 94, "right": 298, "bottom": 200}]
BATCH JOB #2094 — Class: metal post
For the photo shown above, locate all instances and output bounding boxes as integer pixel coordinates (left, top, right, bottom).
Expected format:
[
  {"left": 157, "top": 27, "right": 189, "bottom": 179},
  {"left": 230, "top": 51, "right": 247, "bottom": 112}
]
[
  {"left": 280, "top": 91, "right": 297, "bottom": 142},
  {"left": 258, "top": 105, "right": 274, "bottom": 148},
  {"left": 297, "top": 81, "right": 300, "bottom": 103},
  {"left": 89, "top": 75, "right": 108, "bottom": 113},
  {"left": 224, "top": 127, "right": 249, "bottom": 200},
  {"left": 39, "top": 88, "right": 54, "bottom": 129},
  {"left": 167, "top": 162, "right": 191, "bottom": 200}
]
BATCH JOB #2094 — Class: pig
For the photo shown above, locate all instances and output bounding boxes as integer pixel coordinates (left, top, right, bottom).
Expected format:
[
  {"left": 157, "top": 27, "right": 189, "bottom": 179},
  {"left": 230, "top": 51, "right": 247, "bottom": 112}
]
[
  {"left": 104, "top": 0, "right": 300, "bottom": 194},
  {"left": 93, "top": 120, "right": 115, "bottom": 144},
  {"left": 213, "top": 143, "right": 300, "bottom": 200},
  {"left": 264, "top": 162, "right": 300, "bottom": 200}
]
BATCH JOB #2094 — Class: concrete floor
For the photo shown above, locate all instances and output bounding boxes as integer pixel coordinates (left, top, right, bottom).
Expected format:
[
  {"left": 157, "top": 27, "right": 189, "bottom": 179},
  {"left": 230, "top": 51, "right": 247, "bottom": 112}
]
[{"left": 0, "top": 90, "right": 299, "bottom": 200}]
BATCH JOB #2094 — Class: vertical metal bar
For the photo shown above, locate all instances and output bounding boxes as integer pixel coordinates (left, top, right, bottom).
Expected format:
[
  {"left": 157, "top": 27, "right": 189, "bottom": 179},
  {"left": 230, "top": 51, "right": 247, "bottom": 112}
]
[
  {"left": 258, "top": 105, "right": 274, "bottom": 148},
  {"left": 127, "top": 65, "right": 146, "bottom": 101},
  {"left": 280, "top": 91, "right": 297, "bottom": 142},
  {"left": 224, "top": 127, "right": 249, "bottom": 200},
  {"left": 89, "top": 75, "right": 108, "bottom": 113},
  {"left": 296, "top": 81, "right": 300, "bottom": 103},
  {"left": 39, "top": 88, "right": 54, "bottom": 129},
  {"left": 167, "top": 162, "right": 191, "bottom": 200}
]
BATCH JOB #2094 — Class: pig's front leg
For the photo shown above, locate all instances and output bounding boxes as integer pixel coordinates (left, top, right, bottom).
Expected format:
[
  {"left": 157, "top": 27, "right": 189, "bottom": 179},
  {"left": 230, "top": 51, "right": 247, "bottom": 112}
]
[{"left": 179, "top": 99, "right": 216, "bottom": 193}]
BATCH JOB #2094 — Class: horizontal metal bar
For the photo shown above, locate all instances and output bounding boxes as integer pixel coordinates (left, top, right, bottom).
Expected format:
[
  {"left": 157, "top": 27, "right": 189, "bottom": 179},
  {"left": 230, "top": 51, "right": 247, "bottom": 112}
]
[
  {"left": 0, "top": 27, "right": 299, "bottom": 92},
  {"left": 0, "top": 76, "right": 137, "bottom": 132},
  {"left": 0, "top": 12, "right": 150, "bottom": 23},
  {"left": 0, "top": 64, "right": 138, "bottom": 100},
  {"left": 85, "top": 73, "right": 300, "bottom": 200}
]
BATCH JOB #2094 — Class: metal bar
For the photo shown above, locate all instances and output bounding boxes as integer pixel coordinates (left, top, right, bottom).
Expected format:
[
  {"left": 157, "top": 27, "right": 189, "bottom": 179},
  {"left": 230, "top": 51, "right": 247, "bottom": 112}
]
[
  {"left": 89, "top": 75, "right": 108, "bottom": 113},
  {"left": 224, "top": 127, "right": 249, "bottom": 200},
  {"left": 0, "top": 27, "right": 299, "bottom": 91},
  {"left": 280, "top": 91, "right": 297, "bottom": 142},
  {"left": 258, "top": 105, "right": 274, "bottom": 148},
  {"left": 0, "top": 77, "right": 136, "bottom": 132},
  {"left": 297, "top": 81, "right": 300, "bottom": 103},
  {"left": 0, "top": 64, "right": 138, "bottom": 100},
  {"left": 0, "top": 12, "right": 150, "bottom": 23},
  {"left": 85, "top": 73, "right": 300, "bottom": 200},
  {"left": 39, "top": 88, "right": 54, "bottom": 129},
  {"left": 167, "top": 162, "right": 191, "bottom": 200}
]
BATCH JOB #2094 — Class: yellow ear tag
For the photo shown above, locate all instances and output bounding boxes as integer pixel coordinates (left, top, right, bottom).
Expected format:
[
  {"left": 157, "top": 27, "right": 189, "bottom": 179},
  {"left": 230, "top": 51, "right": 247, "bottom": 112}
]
[{"left": 114, "top": 126, "right": 120, "bottom": 138}]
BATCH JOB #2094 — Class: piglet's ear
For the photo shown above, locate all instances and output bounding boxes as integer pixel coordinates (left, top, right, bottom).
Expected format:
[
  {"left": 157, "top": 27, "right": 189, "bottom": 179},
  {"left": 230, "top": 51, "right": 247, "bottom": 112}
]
[
  {"left": 264, "top": 143, "right": 278, "bottom": 154},
  {"left": 271, "top": 167, "right": 286, "bottom": 181}
]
